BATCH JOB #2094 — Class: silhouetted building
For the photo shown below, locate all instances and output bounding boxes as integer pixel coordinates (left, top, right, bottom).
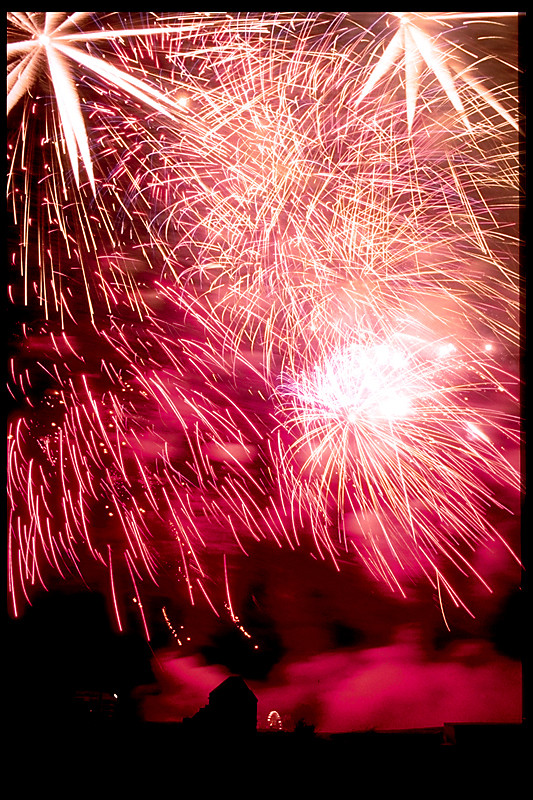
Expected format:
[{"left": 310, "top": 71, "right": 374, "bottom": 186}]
[{"left": 181, "top": 676, "right": 257, "bottom": 739}]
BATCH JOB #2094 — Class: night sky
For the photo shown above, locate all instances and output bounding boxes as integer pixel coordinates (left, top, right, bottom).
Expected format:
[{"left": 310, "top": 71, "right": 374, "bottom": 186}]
[
  {"left": 7, "top": 12, "right": 525, "bottom": 738},
  {"left": 8, "top": 532, "right": 524, "bottom": 733}
]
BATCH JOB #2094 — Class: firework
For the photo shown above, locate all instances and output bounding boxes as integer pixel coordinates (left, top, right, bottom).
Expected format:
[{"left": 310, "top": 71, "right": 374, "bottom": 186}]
[
  {"left": 7, "top": 12, "right": 522, "bottom": 635},
  {"left": 274, "top": 318, "right": 520, "bottom": 616}
]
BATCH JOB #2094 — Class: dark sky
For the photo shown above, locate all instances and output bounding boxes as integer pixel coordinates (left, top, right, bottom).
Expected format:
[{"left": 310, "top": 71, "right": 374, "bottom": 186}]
[
  {"left": 131, "top": 535, "right": 524, "bottom": 731},
  {"left": 8, "top": 532, "right": 523, "bottom": 732},
  {"left": 7, "top": 12, "right": 524, "bottom": 736}
]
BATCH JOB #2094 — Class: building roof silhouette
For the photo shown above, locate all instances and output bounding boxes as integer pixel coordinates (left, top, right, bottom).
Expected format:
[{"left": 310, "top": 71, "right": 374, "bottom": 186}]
[
  {"left": 208, "top": 676, "right": 258, "bottom": 706},
  {"left": 182, "top": 675, "right": 258, "bottom": 739}
]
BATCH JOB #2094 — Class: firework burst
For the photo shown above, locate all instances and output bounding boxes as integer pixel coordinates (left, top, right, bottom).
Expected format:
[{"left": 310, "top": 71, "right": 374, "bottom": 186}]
[
  {"left": 274, "top": 318, "right": 520, "bottom": 616},
  {"left": 7, "top": 12, "right": 523, "bottom": 636}
]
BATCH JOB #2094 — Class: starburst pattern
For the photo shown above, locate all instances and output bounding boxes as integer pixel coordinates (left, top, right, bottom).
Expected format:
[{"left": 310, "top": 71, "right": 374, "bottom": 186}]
[
  {"left": 7, "top": 12, "right": 207, "bottom": 190},
  {"left": 7, "top": 12, "right": 523, "bottom": 636},
  {"left": 275, "top": 320, "right": 520, "bottom": 612},
  {"left": 353, "top": 11, "right": 520, "bottom": 133}
]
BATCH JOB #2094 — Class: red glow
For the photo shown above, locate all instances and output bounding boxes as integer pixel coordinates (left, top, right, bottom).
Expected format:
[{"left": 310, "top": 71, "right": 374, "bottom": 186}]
[{"left": 7, "top": 12, "right": 522, "bottom": 735}]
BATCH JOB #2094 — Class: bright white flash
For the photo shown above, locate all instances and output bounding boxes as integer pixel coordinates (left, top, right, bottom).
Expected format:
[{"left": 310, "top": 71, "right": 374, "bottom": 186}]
[{"left": 288, "top": 342, "right": 416, "bottom": 424}]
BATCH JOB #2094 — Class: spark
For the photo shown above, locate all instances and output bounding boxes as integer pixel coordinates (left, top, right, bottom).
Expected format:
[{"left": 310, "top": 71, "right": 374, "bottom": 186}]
[
  {"left": 6, "top": 12, "right": 522, "bottom": 631},
  {"left": 354, "top": 12, "right": 520, "bottom": 132},
  {"left": 275, "top": 321, "right": 520, "bottom": 602},
  {"left": 7, "top": 12, "right": 273, "bottom": 190}
]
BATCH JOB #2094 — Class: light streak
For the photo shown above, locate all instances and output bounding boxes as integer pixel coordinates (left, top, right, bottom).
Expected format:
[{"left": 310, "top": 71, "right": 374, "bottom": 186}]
[
  {"left": 274, "top": 319, "right": 521, "bottom": 597},
  {"left": 6, "top": 12, "right": 522, "bottom": 632}
]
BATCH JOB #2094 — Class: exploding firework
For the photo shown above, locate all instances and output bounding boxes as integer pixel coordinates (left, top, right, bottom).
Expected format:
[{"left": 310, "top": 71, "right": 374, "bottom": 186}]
[
  {"left": 7, "top": 12, "right": 523, "bottom": 636},
  {"left": 274, "top": 319, "right": 520, "bottom": 616}
]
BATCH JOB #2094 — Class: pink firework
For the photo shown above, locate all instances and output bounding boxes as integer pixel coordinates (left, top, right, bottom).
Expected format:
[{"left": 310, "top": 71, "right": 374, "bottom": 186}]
[
  {"left": 7, "top": 12, "right": 523, "bottom": 634},
  {"left": 274, "top": 317, "right": 521, "bottom": 618}
]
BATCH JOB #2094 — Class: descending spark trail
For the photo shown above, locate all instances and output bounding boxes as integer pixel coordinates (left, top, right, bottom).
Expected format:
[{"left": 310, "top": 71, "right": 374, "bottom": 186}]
[
  {"left": 7, "top": 12, "right": 523, "bottom": 635},
  {"left": 274, "top": 321, "right": 520, "bottom": 610}
]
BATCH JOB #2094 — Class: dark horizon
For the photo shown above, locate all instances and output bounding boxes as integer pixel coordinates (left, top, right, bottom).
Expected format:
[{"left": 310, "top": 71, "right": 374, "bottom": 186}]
[{"left": 8, "top": 579, "right": 524, "bottom": 736}]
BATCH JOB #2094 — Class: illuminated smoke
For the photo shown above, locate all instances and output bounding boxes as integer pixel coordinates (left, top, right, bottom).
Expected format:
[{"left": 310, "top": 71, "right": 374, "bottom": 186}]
[{"left": 7, "top": 12, "right": 522, "bottom": 635}]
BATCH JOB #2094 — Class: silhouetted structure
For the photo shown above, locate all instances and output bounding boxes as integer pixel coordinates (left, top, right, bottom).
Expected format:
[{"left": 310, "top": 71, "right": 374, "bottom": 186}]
[{"left": 181, "top": 676, "right": 258, "bottom": 739}]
